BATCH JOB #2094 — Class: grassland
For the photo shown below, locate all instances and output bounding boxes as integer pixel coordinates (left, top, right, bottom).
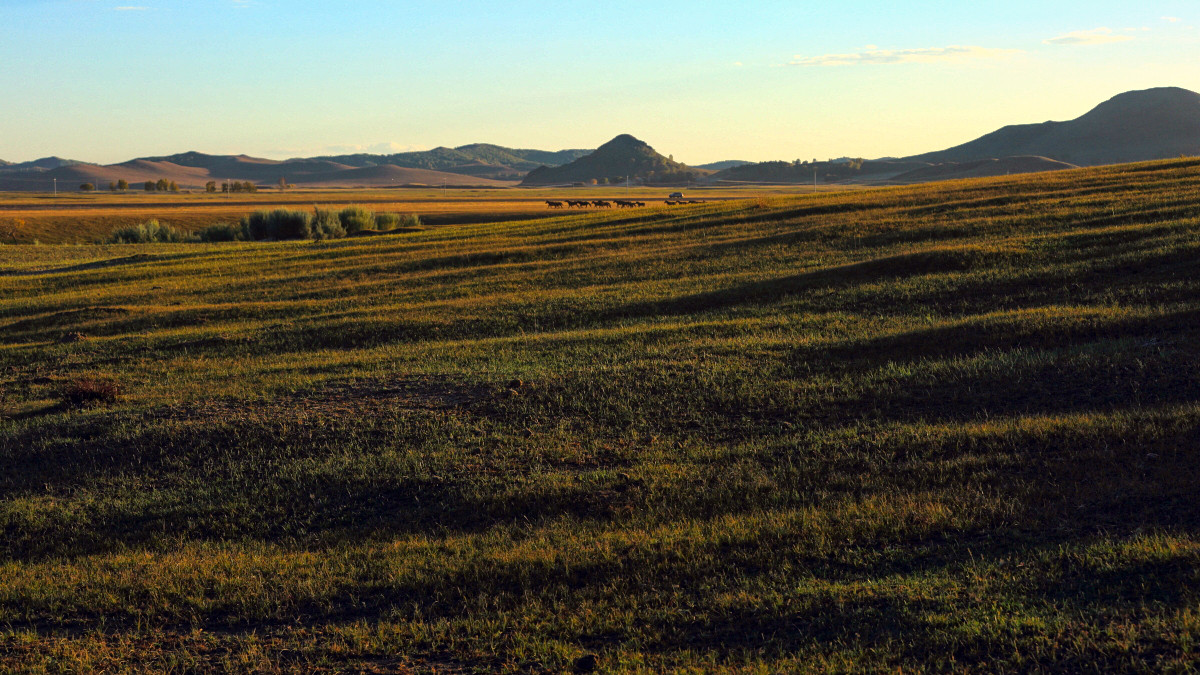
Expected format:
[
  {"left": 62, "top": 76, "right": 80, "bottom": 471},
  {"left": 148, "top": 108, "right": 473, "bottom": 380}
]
[
  {"left": 0, "top": 185, "right": 857, "bottom": 245},
  {"left": 1, "top": 160, "right": 1199, "bottom": 672}
]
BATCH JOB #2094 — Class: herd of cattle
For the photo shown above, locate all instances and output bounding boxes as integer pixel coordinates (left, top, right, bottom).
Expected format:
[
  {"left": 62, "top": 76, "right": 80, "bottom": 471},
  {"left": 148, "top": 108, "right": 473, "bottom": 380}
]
[{"left": 545, "top": 199, "right": 704, "bottom": 209}]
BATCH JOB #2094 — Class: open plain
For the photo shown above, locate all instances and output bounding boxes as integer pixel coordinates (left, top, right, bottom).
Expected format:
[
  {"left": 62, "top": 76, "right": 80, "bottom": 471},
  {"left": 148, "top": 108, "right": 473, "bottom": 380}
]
[
  {"left": 2, "top": 160, "right": 1200, "bottom": 672},
  {"left": 0, "top": 185, "right": 856, "bottom": 246}
]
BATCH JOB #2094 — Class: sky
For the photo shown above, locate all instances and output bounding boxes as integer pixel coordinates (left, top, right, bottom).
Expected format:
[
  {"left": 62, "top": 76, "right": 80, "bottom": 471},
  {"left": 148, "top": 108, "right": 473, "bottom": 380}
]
[{"left": 1, "top": 0, "right": 1198, "bottom": 165}]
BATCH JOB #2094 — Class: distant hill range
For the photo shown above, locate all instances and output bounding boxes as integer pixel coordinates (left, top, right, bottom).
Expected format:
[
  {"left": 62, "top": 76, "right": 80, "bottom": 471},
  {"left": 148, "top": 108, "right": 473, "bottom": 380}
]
[
  {"left": 710, "top": 87, "right": 1200, "bottom": 185},
  {"left": 0, "top": 144, "right": 592, "bottom": 191},
  {"left": 695, "top": 160, "right": 752, "bottom": 172},
  {"left": 3, "top": 87, "right": 1198, "bottom": 191},
  {"left": 908, "top": 87, "right": 1200, "bottom": 167},
  {"left": 311, "top": 144, "right": 592, "bottom": 181},
  {"left": 521, "top": 134, "right": 711, "bottom": 185}
]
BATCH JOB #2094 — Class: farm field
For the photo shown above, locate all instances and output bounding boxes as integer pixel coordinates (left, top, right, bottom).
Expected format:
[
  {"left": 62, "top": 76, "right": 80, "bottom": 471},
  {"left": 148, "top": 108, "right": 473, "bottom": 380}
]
[
  {"left": 0, "top": 185, "right": 859, "bottom": 245},
  {"left": 1, "top": 159, "right": 1200, "bottom": 672}
]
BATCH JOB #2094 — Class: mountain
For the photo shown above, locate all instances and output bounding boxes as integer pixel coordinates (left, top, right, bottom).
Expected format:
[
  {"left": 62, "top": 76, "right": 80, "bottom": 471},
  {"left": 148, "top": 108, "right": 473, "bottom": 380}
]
[
  {"left": 0, "top": 156, "right": 90, "bottom": 173},
  {"left": 909, "top": 87, "right": 1200, "bottom": 166},
  {"left": 708, "top": 159, "right": 933, "bottom": 184},
  {"left": 521, "top": 134, "right": 709, "bottom": 185},
  {"left": 0, "top": 153, "right": 517, "bottom": 191},
  {"left": 311, "top": 144, "right": 592, "bottom": 180},
  {"left": 697, "top": 160, "right": 753, "bottom": 171},
  {"left": 890, "top": 156, "right": 1079, "bottom": 182},
  {"left": 284, "top": 164, "right": 514, "bottom": 188}
]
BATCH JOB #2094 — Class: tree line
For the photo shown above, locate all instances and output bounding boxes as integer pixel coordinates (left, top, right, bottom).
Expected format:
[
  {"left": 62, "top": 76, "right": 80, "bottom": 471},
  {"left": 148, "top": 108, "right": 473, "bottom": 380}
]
[{"left": 77, "top": 179, "right": 261, "bottom": 193}]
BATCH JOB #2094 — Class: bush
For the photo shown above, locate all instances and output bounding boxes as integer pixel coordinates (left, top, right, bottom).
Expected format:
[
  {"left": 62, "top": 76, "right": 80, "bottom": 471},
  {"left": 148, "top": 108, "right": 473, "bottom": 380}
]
[
  {"left": 374, "top": 213, "right": 421, "bottom": 230},
  {"left": 197, "top": 222, "right": 247, "bottom": 242},
  {"left": 338, "top": 206, "right": 375, "bottom": 234},
  {"left": 241, "top": 209, "right": 312, "bottom": 240},
  {"left": 58, "top": 378, "right": 120, "bottom": 407},
  {"left": 107, "top": 220, "right": 196, "bottom": 244},
  {"left": 311, "top": 207, "right": 346, "bottom": 240}
]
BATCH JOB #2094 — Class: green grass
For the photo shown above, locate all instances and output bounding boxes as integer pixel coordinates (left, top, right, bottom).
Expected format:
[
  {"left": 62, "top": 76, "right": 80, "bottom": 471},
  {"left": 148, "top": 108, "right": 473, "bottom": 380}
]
[{"left": 1, "top": 159, "right": 1199, "bottom": 672}]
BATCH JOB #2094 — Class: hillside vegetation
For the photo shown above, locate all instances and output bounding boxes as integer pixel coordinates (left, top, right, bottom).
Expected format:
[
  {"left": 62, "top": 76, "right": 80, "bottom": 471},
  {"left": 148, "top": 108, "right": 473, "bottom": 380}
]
[{"left": 2, "top": 159, "right": 1200, "bottom": 672}]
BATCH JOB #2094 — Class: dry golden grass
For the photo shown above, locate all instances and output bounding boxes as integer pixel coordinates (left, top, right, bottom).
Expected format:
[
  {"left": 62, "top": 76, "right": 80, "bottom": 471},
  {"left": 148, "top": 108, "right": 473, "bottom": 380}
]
[{"left": 0, "top": 185, "right": 863, "bottom": 244}]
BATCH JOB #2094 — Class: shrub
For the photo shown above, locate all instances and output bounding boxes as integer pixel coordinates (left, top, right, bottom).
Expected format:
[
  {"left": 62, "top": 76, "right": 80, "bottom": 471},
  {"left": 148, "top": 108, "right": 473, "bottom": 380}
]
[
  {"left": 311, "top": 207, "right": 346, "bottom": 240},
  {"left": 58, "top": 378, "right": 120, "bottom": 407},
  {"left": 338, "top": 206, "right": 375, "bottom": 234},
  {"left": 374, "top": 213, "right": 421, "bottom": 230},
  {"left": 197, "top": 222, "right": 246, "bottom": 242},
  {"left": 107, "top": 220, "right": 196, "bottom": 244},
  {"left": 241, "top": 209, "right": 312, "bottom": 240}
]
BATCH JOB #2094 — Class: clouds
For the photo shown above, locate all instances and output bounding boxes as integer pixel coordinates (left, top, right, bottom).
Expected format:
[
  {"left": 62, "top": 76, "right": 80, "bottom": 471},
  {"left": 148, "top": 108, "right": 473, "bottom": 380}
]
[
  {"left": 113, "top": 6, "right": 149, "bottom": 10},
  {"left": 789, "top": 45, "right": 1019, "bottom": 67},
  {"left": 1043, "top": 27, "right": 1133, "bottom": 46}
]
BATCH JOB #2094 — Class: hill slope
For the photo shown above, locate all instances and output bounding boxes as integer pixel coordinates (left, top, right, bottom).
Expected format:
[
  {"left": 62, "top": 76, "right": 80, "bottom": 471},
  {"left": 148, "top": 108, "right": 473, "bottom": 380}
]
[
  {"left": 311, "top": 144, "right": 592, "bottom": 180},
  {"left": 909, "top": 86, "right": 1200, "bottom": 165},
  {"left": 891, "top": 155, "right": 1079, "bottom": 182},
  {"left": 3, "top": 158, "right": 1200, "bottom": 671},
  {"left": 521, "top": 134, "right": 709, "bottom": 185}
]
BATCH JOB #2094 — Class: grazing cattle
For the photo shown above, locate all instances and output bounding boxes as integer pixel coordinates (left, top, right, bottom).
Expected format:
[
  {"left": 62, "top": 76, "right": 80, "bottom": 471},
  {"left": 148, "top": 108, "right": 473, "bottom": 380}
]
[{"left": 546, "top": 200, "right": 565, "bottom": 208}]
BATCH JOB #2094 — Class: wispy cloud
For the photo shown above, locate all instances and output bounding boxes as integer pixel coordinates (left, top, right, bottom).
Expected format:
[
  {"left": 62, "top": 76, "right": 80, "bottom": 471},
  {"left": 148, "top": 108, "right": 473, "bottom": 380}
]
[
  {"left": 1043, "top": 27, "right": 1133, "bottom": 45},
  {"left": 789, "top": 45, "right": 1019, "bottom": 67},
  {"left": 1163, "top": 16, "right": 1181, "bottom": 23},
  {"left": 113, "top": 6, "right": 149, "bottom": 10}
]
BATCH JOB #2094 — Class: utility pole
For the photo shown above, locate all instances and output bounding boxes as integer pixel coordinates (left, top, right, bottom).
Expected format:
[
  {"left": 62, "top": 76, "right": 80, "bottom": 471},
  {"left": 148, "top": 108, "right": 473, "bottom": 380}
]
[{"left": 53, "top": 178, "right": 57, "bottom": 196}]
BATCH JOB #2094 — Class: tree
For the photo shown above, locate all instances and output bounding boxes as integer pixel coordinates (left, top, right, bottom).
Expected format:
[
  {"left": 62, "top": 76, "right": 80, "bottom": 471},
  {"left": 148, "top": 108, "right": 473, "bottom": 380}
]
[
  {"left": 117, "top": 179, "right": 128, "bottom": 191},
  {"left": 156, "top": 178, "right": 169, "bottom": 192},
  {"left": 168, "top": 181, "right": 179, "bottom": 193},
  {"left": 205, "top": 181, "right": 217, "bottom": 193},
  {"left": 108, "top": 182, "right": 117, "bottom": 192},
  {"left": 145, "top": 181, "right": 155, "bottom": 192},
  {"left": 277, "top": 177, "right": 287, "bottom": 191},
  {"left": 221, "top": 182, "right": 230, "bottom": 193},
  {"left": 80, "top": 183, "right": 95, "bottom": 192}
]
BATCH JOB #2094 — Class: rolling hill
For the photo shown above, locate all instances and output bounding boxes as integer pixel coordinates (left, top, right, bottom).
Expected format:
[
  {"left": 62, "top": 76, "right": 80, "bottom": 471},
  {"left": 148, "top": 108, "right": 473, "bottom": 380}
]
[
  {"left": 0, "top": 152, "right": 517, "bottom": 191},
  {"left": 908, "top": 86, "right": 1200, "bottom": 166},
  {"left": 312, "top": 144, "right": 592, "bottom": 181},
  {"left": 520, "top": 134, "right": 710, "bottom": 185},
  {"left": 890, "top": 155, "right": 1080, "bottom": 182}
]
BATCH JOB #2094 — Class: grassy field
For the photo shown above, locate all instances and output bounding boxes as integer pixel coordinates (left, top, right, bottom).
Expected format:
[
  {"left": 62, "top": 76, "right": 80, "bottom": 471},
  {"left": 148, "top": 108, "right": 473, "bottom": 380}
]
[
  {"left": 0, "top": 185, "right": 856, "bottom": 245},
  {"left": 1, "top": 160, "right": 1199, "bottom": 672}
]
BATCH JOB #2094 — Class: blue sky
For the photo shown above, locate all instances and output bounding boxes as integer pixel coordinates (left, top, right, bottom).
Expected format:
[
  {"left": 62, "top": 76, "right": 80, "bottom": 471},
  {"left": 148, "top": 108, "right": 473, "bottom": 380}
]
[{"left": 1, "top": 0, "right": 1197, "bottom": 164}]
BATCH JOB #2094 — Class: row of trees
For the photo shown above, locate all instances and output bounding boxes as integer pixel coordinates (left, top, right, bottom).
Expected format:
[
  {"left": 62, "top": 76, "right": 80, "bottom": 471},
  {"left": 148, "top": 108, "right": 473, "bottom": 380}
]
[
  {"left": 79, "top": 179, "right": 264, "bottom": 193},
  {"left": 145, "top": 179, "right": 180, "bottom": 192},
  {"left": 205, "top": 181, "right": 259, "bottom": 193}
]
